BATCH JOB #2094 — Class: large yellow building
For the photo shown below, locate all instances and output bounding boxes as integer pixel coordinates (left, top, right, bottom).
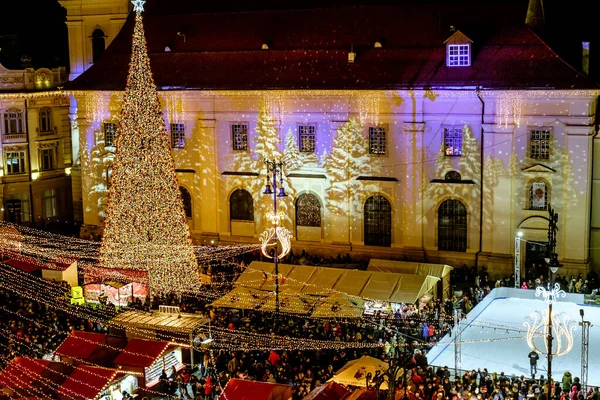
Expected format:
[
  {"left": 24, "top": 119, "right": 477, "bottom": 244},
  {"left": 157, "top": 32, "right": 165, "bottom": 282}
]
[
  {"left": 0, "top": 63, "right": 74, "bottom": 229},
  {"left": 62, "top": 0, "right": 599, "bottom": 278}
]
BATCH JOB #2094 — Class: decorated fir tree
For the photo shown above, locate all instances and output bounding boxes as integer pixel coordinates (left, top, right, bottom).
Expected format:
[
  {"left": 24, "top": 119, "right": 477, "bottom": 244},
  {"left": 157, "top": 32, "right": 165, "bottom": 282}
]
[
  {"left": 99, "top": 0, "right": 201, "bottom": 294},
  {"left": 325, "top": 119, "right": 377, "bottom": 215},
  {"left": 283, "top": 127, "right": 302, "bottom": 172}
]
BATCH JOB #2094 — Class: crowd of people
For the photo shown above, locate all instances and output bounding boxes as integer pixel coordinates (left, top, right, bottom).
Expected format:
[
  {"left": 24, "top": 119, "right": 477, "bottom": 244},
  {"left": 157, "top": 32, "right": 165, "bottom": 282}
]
[{"left": 1, "top": 252, "right": 599, "bottom": 400}]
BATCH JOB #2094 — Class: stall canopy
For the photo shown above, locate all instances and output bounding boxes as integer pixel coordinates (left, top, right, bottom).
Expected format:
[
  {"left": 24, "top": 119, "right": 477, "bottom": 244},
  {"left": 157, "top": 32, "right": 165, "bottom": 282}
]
[
  {"left": 113, "top": 338, "right": 170, "bottom": 368},
  {"left": 0, "top": 357, "right": 50, "bottom": 390},
  {"left": 330, "top": 356, "right": 389, "bottom": 389},
  {"left": 311, "top": 292, "right": 364, "bottom": 319},
  {"left": 236, "top": 262, "right": 438, "bottom": 304},
  {"left": 367, "top": 260, "right": 453, "bottom": 300},
  {"left": 304, "top": 381, "right": 351, "bottom": 400},
  {"left": 219, "top": 379, "right": 292, "bottom": 400},
  {"left": 210, "top": 285, "right": 268, "bottom": 310},
  {"left": 110, "top": 309, "right": 209, "bottom": 345},
  {"left": 57, "top": 365, "right": 119, "bottom": 400},
  {"left": 258, "top": 288, "right": 317, "bottom": 314},
  {"left": 54, "top": 331, "right": 128, "bottom": 368}
]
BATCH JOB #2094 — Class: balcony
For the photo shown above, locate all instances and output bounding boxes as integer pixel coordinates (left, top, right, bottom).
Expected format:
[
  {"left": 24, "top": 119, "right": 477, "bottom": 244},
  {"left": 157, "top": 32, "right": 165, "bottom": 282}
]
[
  {"left": 2, "top": 133, "right": 27, "bottom": 143},
  {"left": 37, "top": 126, "right": 58, "bottom": 136}
]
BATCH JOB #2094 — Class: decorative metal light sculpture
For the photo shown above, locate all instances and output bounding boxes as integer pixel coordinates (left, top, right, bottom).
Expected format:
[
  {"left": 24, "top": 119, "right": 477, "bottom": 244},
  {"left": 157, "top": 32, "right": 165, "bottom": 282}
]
[{"left": 524, "top": 283, "right": 576, "bottom": 357}]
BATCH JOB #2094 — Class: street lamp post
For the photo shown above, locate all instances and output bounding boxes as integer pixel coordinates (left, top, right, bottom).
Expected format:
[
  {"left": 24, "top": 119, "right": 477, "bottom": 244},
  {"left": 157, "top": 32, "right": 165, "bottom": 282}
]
[
  {"left": 545, "top": 206, "right": 560, "bottom": 400},
  {"left": 366, "top": 351, "right": 411, "bottom": 400},
  {"left": 262, "top": 159, "right": 287, "bottom": 313}
]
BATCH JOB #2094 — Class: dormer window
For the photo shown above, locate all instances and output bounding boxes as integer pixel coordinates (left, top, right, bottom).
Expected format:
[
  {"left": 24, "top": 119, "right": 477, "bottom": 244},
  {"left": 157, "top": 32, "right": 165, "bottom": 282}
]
[
  {"left": 444, "top": 30, "right": 473, "bottom": 67},
  {"left": 448, "top": 44, "right": 470, "bottom": 66}
]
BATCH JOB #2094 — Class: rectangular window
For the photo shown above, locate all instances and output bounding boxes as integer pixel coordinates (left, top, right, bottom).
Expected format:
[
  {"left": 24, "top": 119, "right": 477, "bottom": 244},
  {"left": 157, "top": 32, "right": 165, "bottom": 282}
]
[
  {"left": 232, "top": 124, "right": 248, "bottom": 151},
  {"left": 448, "top": 44, "right": 470, "bottom": 66},
  {"left": 3, "top": 110, "right": 24, "bottom": 134},
  {"left": 39, "top": 108, "right": 53, "bottom": 133},
  {"left": 298, "top": 124, "right": 316, "bottom": 153},
  {"left": 369, "top": 126, "right": 387, "bottom": 155},
  {"left": 104, "top": 122, "right": 117, "bottom": 147},
  {"left": 42, "top": 189, "right": 58, "bottom": 219},
  {"left": 5, "top": 151, "right": 26, "bottom": 175},
  {"left": 530, "top": 128, "right": 551, "bottom": 159},
  {"left": 444, "top": 126, "right": 463, "bottom": 156},
  {"left": 171, "top": 123, "right": 185, "bottom": 148},
  {"left": 40, "top": 148, "right": 56, "bottom": 171}
]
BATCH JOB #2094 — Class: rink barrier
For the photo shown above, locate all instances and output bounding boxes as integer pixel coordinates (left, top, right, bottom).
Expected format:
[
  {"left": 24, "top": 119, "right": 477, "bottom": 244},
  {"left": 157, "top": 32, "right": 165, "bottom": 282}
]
[{"left": 426, "top": 287, "right": 585, "bottom": 365}]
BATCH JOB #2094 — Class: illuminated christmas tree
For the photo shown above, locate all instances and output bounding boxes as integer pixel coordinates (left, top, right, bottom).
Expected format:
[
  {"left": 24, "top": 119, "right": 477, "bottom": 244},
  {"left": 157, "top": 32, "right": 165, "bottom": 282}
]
[{"left": 99, "top": 0, "right": 201, "bottom": 294}]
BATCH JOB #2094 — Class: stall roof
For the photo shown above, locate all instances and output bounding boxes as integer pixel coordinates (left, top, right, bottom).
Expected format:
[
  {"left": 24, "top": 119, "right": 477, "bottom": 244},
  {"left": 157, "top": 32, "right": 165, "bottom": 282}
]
[
  {"left": 57, "top": 366, "right": 119, "bottom": 400},
  {"left": 258, "top": 289, "right": 317, "bottom": 315},
  {"left": 236, "top": 263, "right": 438, "bottom": 304},
  {"left": 219, "top": 379, "right": 292, "bottom": 400},
  {"left": 0, "top": 358, "right": 50, "bottom": 389},
  {"left": 113, "top": 338, "right": 170, "bottom": 368},
  {"left": 367, "top": 260, "right": 453, "bottom": 279},
  {"left": 311, "top": 292, "right": 364, "bottom": 319},
  {"left": 110, "top": 310, "right": 209, "bottom": 334},
  {"left": 55, "top": 331, "right": 107, "bottom": 360},
  {"left": 304, "top": 381, "right": 350, "bottom": 400},
  {"left": 210, "top": 286, "right": 267, "bottom": 310}
]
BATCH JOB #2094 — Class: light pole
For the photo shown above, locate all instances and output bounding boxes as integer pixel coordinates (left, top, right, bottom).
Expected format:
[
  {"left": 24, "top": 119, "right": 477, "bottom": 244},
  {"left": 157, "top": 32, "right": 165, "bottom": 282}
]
[
  {"left": 515, "top": 231, "right": 523, "bottom": 288},
  {"left": 579, "top": 309, "right": 591, "bottom": 394},
  {"left": 545, "top": 206, "right": 559, "bottom": 400},
  {"left": 261, "top": 159, "right": 288, "bottom": 313}
]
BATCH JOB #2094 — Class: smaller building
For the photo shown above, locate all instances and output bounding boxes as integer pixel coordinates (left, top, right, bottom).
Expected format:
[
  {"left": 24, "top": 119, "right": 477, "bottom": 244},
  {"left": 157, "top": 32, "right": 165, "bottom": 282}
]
[{"left": 0, "top": 62, "right": 73, "bottom": 231}]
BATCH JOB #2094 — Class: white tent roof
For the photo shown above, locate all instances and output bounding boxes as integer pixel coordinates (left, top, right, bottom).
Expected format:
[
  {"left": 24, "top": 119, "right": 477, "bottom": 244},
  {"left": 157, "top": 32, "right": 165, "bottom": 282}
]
[{"left": 330, "top": 356, "right": 389, "bottom": 388}]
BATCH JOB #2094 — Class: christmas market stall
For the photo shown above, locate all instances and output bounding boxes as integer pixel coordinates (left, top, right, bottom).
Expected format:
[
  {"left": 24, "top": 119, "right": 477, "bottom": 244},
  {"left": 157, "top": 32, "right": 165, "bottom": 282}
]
[
  {"left": 218, "top": 378, "right": 292, "bottom": 400},
  {"left": 329, "top": 356, "right": 389, "bottom": 388},
  {"left": 113, "top": 338, "right": 183, "bottom": 391},
  {"left": 54, "top": 331, "right": 128, "bottom": 368},
  {"left": 2, "top": 257, "right": 78, "bottom": 287},
  {"left": 367, "top": 259, "right": 453, "bottom": 300},
  {"left": 109, "top": 308, "right": 208, "bottom": 367}
]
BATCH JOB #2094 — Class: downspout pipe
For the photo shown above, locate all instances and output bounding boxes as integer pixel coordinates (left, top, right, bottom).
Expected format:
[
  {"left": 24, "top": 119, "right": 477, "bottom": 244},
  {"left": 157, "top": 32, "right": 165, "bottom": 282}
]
[
  {"left": 475, "top": 89, "right": 485, "bottom": 268},
  {"left": 589, "top": 96, "right": 599, "bottom": 273}
]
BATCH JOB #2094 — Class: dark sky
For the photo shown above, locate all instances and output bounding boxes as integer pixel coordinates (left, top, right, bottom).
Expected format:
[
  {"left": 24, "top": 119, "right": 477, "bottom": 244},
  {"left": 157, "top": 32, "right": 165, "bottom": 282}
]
[{"left": 0, "top": 0, "right": 597, "bottom": 79}]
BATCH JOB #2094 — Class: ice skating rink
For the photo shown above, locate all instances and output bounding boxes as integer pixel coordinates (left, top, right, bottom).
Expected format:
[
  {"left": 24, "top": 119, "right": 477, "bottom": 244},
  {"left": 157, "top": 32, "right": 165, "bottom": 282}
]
[{"left": 427, "top": 288, "right": 600, "bottom": 386}]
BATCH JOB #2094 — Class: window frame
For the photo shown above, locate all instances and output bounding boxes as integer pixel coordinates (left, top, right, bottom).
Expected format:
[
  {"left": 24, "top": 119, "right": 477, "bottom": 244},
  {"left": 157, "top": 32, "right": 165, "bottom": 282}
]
[
  {"left": 229, "top": 189, "right": 254, "bottom": 221},
  {"left": 368, "top": 126, "right": 387, "bottom": 155},
  {"left": 3, "top": 109, "right": 25, "bottom": 135},
  {"left": 438, "top": 199, "right": 468, "bottom": 252},
  {"left": 231, "top": 123, "right": 249, "bottom": 151},
  {"left": 447, "top": 44, "right": 470, "bottom": 67},
  {"left": 171, "top": 123, "right": 185, "bottom": 149},
  {"left": 443, "top": 126, "right": 463, "bottom": 156},
  {"left": 39, "top": 147, "right": 57, "bottom": 171},
  {"left": 104, "top": 122, "right": 117, "bottom": 148},
  {"left": 4, "top": 151, "right": 27, "bottom": 175},
  {"left": 295, "top": 193, "right": 322, "bottom": 227},
  {"left": 364, "top": 195, "right": 392, "bottom": 247},
  {"left": 39, "top": 107, "right": 53, "bottom": 134},
  {"left": 529, "top": 128, "right": 551, "bottom": 160},
  {"left": 42, "top": 189, "right": 58, "bottom": 219},
  {"left": 298, "top": 124, "right": 317, "bottom": 153}
]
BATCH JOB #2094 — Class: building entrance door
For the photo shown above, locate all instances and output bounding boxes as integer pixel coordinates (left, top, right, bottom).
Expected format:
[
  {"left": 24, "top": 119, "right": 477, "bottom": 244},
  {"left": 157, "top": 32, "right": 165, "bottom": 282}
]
[{"left": 525, "top": 241, "right": 547, "bottom": 282}]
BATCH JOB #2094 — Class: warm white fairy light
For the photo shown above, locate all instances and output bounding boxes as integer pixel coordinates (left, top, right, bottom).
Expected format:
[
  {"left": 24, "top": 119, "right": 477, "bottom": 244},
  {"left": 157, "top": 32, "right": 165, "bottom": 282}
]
[{"left": 535, "top": 283, "right": 567, "bottom": 305}]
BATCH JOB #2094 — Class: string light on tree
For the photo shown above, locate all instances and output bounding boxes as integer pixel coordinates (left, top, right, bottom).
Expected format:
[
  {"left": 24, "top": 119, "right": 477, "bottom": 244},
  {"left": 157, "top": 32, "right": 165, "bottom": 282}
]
[{"left": 98, "top": 0, "right": 201, "bottom": 294}]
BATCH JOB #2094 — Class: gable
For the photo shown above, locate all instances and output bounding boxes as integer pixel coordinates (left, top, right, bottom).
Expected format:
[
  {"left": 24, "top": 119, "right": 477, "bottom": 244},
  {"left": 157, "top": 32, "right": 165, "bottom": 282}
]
[{"left": 521, "top": 163, "right": 556, "bottom": 174}]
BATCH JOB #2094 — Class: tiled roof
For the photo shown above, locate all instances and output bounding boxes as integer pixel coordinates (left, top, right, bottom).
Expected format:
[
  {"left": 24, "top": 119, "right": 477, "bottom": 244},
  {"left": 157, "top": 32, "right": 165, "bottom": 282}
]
[{"left": 67, "top": 2, "right": 598, "bottom": 91}]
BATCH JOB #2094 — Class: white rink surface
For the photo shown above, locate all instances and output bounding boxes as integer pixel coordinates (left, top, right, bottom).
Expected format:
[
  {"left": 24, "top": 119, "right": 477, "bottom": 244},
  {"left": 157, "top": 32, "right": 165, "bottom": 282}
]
[{"left": 427, "top": 288, "right": 600, "bottom": 385}]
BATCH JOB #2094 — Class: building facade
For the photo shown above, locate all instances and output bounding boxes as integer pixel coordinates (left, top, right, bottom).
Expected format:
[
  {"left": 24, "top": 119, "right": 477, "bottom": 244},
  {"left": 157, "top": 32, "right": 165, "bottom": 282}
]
[
  {"left": 0, "top": 63, "right": 74, "bottom": 230},
  {"left": 64, "top": 1, "right": 599, "bottom": 277}
]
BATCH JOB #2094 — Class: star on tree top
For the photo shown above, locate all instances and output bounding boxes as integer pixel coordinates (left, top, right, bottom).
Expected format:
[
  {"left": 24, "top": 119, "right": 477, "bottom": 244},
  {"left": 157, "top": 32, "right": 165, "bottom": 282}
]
[{"left": 131, "top": 0, "right": 145, "bottom": 13}]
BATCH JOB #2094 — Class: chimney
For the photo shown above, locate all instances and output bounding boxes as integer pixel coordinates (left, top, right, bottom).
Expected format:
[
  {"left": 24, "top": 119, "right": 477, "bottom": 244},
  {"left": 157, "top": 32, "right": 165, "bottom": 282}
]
[
  {"left": 582, "top": 42, "right": 590, "bottom": 76},
  {"left": 525, "top": 0, "right": 545, "bottom": 32}
]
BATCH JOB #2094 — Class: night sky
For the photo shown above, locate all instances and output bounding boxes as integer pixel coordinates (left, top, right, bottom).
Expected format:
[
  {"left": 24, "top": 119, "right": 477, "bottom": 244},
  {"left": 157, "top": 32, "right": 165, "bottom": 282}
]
[{"left": 0, "top": 0, "right": 597, "bottom": 80}]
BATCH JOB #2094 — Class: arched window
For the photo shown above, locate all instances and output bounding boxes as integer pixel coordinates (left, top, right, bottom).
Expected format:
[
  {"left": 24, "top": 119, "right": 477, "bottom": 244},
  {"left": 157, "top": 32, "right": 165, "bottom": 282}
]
[
  {"left": 180, "top": 187, "right": 192, "bottom": 218},
  {"left": 529, "top": 180, "right": 548, "bottom": 210},
  {"left": 438, "top": 199, "right": 467, "bottom": 252},
  {"left": 445, "top": 171, "right": 461, "bottom": 181},
  {"left": 364, "top": 195, "right": 392, "bottom": 247},
  {"left": 230, "top": 189, "right": 254, "bottom": 221},
  {"left": 92, "top": 29, "right": 106, "bottom": 63},
  {"left": 296, "top": 193, "right": 321, "bottom": 227}
]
